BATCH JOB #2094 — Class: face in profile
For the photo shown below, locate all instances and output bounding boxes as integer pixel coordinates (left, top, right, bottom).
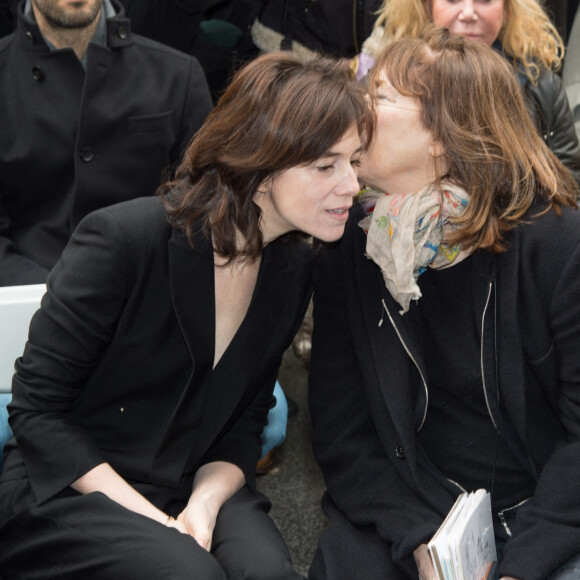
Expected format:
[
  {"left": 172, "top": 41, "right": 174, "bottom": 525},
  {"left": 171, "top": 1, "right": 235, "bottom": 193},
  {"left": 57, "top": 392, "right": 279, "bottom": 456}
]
[
  {"left": 358, "top": 74, "right": 440, "bottom": 195},
  {"left": 255, "top": 125, "right": 363, "bottom": 243},
  {"left": 429, "top": 0, "right": 507, "bottom": 47}
]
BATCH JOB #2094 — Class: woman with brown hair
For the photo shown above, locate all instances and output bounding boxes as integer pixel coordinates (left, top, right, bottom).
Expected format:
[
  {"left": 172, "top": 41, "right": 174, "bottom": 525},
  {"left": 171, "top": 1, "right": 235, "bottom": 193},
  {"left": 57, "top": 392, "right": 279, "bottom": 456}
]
[
  {"left": 355, "top": 0, "right": 580, "bottom": 186},
  {"left": 309, "top": 28, "right": 580, "bottom": 580},
  {"left": 0, "top": 51, "right": 372, "bottom": 579}
]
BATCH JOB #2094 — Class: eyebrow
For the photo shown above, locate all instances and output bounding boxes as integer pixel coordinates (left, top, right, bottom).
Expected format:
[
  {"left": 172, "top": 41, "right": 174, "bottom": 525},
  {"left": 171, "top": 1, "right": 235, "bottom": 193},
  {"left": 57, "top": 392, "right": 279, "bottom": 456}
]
[{"left": 322, "top": 146, "right": 364, "bottom": 158}]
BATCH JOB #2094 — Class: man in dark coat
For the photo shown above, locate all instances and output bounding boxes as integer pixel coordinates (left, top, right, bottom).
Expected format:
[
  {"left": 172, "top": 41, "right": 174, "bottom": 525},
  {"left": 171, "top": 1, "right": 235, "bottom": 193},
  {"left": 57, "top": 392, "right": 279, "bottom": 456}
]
[{"left": 0, "top": 0, "right": 213, "bottom": 286}]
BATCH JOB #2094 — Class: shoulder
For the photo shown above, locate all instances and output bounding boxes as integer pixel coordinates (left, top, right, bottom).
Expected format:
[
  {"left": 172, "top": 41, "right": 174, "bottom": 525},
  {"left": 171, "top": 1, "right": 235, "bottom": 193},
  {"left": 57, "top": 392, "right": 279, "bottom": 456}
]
[
  {"left": 81, "top": 196, "right": 171, "bottom": 243},
  {"left": 515, "top": 203, "right": 580, "bottom": 241},
  {"left": 277, "top": 239, "right": 314, "bottom": 277},
  {"left": 503, "top": 203, "right": 580, "bottom": 272},
  {"left": 0, "top": 30, "right": 15, "bottom": 57},
  {"left": 525, "top": 68, "right": 566, "bottom": 112},
  {"left": 128, "top": 32, "right": 203, "bottom": 73}
]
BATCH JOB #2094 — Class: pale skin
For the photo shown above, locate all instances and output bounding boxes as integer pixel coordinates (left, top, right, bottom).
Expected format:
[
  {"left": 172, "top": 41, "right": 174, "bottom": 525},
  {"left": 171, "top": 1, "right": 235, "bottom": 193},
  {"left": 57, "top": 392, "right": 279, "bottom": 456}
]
[{"left": 71, "top": 126, "right": 364, "bottom": 550}]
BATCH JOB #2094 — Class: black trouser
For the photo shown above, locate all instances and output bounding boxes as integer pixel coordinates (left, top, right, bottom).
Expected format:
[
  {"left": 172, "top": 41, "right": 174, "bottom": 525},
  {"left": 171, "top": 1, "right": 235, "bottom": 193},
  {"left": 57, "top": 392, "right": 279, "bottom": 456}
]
[{"left": 0, "top": 486, "right": 303, "bottom": 580}]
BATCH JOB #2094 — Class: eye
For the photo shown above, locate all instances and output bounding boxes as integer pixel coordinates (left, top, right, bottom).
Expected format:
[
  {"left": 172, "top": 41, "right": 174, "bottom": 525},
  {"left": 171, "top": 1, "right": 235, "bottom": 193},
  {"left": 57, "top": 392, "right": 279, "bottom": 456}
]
[
  {"left": 351, "top": 158, "right": 362, "bottom": 168},
  {"left": 375, "top": 92, "right": 396, "bottom": 104},
  {"left": 316, "top": 163, "right": 335, "bottom": 173}
]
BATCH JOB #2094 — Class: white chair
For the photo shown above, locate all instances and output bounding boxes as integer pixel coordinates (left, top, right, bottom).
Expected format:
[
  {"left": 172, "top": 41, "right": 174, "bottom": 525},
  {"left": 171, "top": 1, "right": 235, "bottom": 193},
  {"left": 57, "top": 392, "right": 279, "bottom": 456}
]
[{"left": 0, "top": 284, "right": 46, "bottom": 470}]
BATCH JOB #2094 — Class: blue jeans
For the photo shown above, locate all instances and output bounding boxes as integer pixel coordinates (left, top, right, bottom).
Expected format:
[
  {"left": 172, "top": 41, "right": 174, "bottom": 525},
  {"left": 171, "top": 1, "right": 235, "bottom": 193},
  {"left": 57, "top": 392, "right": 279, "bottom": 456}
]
[
  {"left": 260, "top": 381, "right": 288, "bottom": 460},
  {"left": 0, "top": 392, "right": 12, "bottom": 472}
]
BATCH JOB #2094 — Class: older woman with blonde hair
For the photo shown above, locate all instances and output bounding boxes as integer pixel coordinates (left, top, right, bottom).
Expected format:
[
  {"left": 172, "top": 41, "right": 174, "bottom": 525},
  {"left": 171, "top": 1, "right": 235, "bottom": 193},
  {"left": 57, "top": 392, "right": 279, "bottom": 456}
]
[{"left": 356, "top": 0, "right": 580, "bottom": 186}]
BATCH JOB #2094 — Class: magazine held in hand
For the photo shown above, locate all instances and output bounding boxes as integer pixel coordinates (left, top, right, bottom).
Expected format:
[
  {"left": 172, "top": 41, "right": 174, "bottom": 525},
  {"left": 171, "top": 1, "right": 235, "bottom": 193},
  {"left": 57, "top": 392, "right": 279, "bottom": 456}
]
[{"left": 428, "top": 489, "right": 497, "bottom": 580}]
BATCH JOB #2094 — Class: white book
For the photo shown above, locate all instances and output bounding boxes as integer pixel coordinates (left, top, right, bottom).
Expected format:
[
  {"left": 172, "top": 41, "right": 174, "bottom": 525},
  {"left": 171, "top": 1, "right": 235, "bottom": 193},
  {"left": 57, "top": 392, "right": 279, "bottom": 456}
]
[
  {"left": 428, "top": 489, "right": 497, "bottom": 580},
  {"left": 0, "top": 284, "right": 46, "bottom": 392}
]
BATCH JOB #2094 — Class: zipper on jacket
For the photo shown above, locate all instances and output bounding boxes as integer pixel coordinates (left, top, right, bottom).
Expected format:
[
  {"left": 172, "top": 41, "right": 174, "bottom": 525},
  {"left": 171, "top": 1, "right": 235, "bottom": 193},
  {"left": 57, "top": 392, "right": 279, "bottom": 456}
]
[
  {"left": 381, "top": 299, "right": 429, "bottom": 432},
  {"left": 480, "top": 281, "right": 499, "bottom": 430},
  {"left": 497, "top": 497, "right": 531, "bottom": 537}
]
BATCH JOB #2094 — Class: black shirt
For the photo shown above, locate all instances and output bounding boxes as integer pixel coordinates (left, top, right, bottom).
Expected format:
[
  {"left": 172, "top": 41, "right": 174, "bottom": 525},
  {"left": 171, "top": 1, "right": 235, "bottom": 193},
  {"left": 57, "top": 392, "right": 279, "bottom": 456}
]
[{"left": 407, "top": 257, "right": 535, "bottom": 517}]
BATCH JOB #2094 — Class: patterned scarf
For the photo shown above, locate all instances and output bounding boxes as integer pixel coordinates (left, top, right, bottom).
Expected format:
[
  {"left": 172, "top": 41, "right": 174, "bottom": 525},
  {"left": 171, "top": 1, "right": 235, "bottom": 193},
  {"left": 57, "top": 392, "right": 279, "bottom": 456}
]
[{"left": 358, "top": 183, "right": 470, "bottom": 314}]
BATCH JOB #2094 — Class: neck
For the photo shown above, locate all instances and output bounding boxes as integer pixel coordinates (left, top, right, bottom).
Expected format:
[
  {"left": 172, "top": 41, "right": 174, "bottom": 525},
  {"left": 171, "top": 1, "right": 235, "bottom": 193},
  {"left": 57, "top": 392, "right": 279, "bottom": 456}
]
[{"left": 32, "top": 6, "right": 102, "bottom": 59}]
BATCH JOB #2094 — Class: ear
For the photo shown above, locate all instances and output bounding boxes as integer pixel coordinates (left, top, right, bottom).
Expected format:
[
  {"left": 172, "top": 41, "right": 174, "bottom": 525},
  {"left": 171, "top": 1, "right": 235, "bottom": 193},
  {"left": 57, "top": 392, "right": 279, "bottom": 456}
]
[
  {"left": 255, "top": 177, "right": 272, "bottom": 198},
  {"left": 429, "top": 139, "right": 445, "bottom": 159}
]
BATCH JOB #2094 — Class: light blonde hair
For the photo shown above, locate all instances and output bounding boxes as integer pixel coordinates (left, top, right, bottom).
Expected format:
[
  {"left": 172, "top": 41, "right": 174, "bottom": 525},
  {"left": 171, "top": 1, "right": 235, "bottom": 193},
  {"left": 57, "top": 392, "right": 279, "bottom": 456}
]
[{"left": 372, "top": 0, "right": 564, "bottom": 83}]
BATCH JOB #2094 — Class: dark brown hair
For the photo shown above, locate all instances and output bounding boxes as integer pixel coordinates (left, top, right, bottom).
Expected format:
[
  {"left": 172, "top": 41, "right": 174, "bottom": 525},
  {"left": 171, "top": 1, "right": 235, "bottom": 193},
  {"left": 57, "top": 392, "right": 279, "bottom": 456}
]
[
  {"left": 160, "top": 51, "right": 373, "bottom": 262},
  {"left": 370, "top": 27, "right": 578, "bottom": 252}
]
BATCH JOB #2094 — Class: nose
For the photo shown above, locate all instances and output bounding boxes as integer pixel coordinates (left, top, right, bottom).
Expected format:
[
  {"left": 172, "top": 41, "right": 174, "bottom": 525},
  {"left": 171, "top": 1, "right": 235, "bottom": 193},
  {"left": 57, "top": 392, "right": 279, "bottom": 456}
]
[
  {"left": 458, "top": 0, "right": 478, "bottom": 21},
  {"left": 338, "top": 163, "right": 361, "bottom": 198}
]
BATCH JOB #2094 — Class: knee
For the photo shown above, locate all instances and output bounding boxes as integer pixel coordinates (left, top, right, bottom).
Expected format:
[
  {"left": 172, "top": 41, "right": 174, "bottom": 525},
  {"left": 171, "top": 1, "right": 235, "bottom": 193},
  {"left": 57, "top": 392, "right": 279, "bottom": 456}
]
[{"left": 155, "top": 534, "right": 227, "bottom": 580}]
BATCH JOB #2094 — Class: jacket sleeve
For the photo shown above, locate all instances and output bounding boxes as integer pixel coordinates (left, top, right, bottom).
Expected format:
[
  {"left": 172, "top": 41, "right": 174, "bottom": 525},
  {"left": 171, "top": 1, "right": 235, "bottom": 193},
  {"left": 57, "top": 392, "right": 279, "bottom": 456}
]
[
  {"left": 500, "top": 234, "right": 580, "bottom": 580},
  {"left": 200, "top": 366, "right": 278, "bottom": 493},
  {"left": 309, "top": 241, "right": 443, "bottom": 567},
  {"left": 0, "top": 190, "right": 50, "bottom": 285},
  {"left": 532, "top": 70, "right": 580, "bottom": 187},
  {"left": 8, "top": 208, "right": 128, "bottom": 504}
]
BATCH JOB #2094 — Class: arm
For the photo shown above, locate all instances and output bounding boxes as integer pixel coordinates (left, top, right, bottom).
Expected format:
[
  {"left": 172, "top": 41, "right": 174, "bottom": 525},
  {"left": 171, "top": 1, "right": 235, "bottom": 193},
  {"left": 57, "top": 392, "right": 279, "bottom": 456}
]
[
  {"left": 0, "top": 191, "right": 49, "bottom": 285},
  {"left": 9, "top": 208, "right": 131, "bottom": 503},
  {"left": 309, "top": 239, "right": 444, "bottom": 566},
  {"left": 200, "top": 369, "right": 275, "bottom": 493},
  {"left": 538, "top": 71, "right": 580, "bottom": 186},
  {"left": 177, "top": 461, "right": 245, "bottom": 550},
  {"left": 500, "top": 234, "right": 580, "bottom": 579},
  {"left": 72, "top": 462, "right": 187, "bottom": 532}
]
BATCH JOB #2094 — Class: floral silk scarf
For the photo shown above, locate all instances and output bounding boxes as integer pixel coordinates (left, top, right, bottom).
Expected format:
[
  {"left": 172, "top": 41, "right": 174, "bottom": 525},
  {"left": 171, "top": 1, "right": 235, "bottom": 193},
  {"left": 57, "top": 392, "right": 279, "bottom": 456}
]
[{"left": 358, "top": 183, "right": 470, "bottom": 314}]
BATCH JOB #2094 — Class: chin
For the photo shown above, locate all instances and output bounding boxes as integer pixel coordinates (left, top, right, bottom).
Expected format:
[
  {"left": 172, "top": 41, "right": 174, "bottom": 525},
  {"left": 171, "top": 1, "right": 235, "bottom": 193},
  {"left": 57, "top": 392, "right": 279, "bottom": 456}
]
[{"left": 316, "top": 227, "right": 347, "bottom": 243}]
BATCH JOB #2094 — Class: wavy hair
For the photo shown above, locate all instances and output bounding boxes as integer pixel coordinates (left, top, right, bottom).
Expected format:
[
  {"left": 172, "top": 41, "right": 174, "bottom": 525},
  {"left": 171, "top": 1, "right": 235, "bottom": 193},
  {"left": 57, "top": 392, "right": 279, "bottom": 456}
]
[
  {"left": 369, "top": 27, "right": 577, "bottom": 252},
  {"left": 160, "top": 51, "right": 373, "bottom": 263},
  {"left": 372, "top": 0, "right": 564, "bottom": 82}
]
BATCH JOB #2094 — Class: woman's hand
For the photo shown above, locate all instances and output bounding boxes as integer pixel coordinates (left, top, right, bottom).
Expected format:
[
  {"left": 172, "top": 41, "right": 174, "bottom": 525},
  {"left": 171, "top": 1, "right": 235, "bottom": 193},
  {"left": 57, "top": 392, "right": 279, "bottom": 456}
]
[
  {"left": 177, "top": 497, "right": 219, "bottom": 550},
  {"left": 413, "top": 544, "right": 438, "bottom": 580},
  {"left": 178, "top": 461, "right": 245, "bottom": 551},
  {"left": 165, "top": 516, "right": 189, "bottom": 535}
]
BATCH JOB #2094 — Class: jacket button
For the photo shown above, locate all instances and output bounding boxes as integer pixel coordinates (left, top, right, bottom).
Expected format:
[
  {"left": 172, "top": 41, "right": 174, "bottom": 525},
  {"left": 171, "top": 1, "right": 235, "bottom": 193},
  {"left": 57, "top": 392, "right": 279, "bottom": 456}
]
[
  {"left": 395, "top": 443, "right": 405, "bottom": 459},
  {"left": 117, "top": 26, "right": 128, "bottom": 40},
  {"left": 26, "top": 30, "right": 34, "bottom": 42},
  {"left": 80, "top": 147, "right": 94, "bottom": 163},
  {"left": 31, "top": 66, "right": 44, "bottom": 81}
]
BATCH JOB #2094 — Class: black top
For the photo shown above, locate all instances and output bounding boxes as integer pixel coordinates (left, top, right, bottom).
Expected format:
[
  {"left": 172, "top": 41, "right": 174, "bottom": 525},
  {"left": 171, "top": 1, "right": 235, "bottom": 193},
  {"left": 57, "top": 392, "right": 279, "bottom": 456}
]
[{"left": 408, "top": 257, "right": 536, "bottom": 517}]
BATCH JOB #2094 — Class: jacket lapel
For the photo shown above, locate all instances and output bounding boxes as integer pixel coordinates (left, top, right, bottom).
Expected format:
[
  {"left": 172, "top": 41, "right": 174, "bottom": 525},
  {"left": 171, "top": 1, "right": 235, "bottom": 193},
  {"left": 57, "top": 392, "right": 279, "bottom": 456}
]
[
  {"left": 190, "top": 240, "right": 292, "bottom": 462},
  {"left": 155, "top": 231, "right": 292, "bottom": 480},
  {"left": 352, "top": 221, "right": 421, "bottom": 459},
  {"left": 152, "top": 227, "right": 215, "bottom": 484}
]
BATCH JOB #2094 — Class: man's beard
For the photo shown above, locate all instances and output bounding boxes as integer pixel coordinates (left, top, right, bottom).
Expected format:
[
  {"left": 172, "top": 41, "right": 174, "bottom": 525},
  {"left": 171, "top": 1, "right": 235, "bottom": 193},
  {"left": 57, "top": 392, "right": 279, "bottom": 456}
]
[{"left": 31, "top": 0, "right": 103, "bottom": 30}]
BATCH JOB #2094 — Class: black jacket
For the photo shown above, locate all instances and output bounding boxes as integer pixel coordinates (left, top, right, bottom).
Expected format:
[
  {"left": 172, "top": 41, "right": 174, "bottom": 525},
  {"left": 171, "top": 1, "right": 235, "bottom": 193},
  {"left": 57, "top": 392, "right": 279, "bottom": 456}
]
[
  {"left": 310, "top": 201, "right": 580, "bottom": 579},
  {"left": 522, "top": 66, "right": 580, "bottom": 185},
  {"left": 0, "top": 197, "right": 312, "bottom": 513},
  {"left": 255, "top": 0, "right": 382, "bottom": 57},
  {"left": 0, "top": 1, "right": 213, "bottom": 285}
]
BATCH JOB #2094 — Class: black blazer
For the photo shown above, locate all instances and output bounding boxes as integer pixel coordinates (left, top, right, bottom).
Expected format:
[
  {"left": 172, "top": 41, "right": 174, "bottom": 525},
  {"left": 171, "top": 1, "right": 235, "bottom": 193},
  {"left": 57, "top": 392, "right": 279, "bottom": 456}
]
[
  {"left": 1, "top": 197, "right": 312, "bottom": 513},
  {"left": 310, "top": 201, "right": 580, "bottom": 580}
]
